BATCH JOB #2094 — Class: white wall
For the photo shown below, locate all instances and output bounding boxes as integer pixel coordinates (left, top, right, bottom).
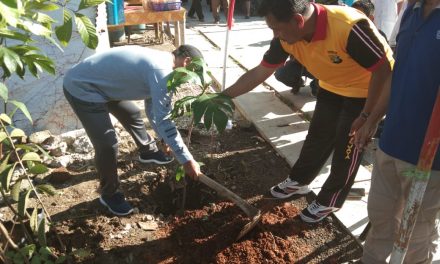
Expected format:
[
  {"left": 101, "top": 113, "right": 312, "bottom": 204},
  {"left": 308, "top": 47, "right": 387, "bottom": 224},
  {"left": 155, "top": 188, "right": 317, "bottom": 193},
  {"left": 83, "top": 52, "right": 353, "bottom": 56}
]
[{"left": 6, "top": 2, "right": 110, "bottom": 134}]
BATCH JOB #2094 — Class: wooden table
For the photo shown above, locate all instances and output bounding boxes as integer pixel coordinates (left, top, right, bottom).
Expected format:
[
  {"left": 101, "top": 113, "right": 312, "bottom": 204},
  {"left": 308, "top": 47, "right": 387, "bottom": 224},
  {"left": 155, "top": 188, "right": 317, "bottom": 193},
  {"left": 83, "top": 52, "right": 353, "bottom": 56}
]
[{"left": 108, "top": 6, "right": 186, "bottom": 47}]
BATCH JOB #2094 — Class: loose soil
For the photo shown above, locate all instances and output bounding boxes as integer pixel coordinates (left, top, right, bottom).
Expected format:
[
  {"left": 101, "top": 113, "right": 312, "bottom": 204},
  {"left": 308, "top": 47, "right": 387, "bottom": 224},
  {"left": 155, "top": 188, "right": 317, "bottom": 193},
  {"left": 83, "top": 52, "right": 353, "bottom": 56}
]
[{"left": 0, "top": 29, "right": 362, "bottom": 263}]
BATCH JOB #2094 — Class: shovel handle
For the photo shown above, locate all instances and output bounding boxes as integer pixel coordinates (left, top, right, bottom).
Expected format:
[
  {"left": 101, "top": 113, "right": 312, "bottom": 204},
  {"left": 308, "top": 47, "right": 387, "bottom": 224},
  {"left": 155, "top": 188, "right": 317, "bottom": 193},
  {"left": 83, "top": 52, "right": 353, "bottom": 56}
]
[{"left": 198, "top": 174, "right": 259, "bottom": 217}]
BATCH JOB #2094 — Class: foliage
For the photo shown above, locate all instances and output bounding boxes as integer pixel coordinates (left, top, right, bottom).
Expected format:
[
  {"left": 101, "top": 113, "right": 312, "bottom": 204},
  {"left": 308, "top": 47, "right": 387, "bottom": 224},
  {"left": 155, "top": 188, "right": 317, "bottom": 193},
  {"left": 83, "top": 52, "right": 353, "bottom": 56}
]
[
  {"left": 0, "top": 0, "right": 105, "bottom": 262},
  {"left": 167, "top": 57, "right": 234, "bottom": 133}
]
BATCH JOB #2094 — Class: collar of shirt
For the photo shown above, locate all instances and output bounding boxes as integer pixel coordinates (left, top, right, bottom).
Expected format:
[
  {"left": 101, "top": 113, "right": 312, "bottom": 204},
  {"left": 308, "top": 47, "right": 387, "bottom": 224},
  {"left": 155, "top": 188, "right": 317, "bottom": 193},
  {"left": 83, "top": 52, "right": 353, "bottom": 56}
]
[{"left": 311, "top": 3, "right": 328, "bottom": 41}]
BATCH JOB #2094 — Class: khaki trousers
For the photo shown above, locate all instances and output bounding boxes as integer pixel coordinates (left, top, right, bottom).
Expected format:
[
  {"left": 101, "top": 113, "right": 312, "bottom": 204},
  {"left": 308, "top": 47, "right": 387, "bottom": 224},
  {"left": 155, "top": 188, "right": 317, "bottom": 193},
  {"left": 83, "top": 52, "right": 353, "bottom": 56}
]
[{"left": 362, "top": 148, "right": 440, "bottom": 264}]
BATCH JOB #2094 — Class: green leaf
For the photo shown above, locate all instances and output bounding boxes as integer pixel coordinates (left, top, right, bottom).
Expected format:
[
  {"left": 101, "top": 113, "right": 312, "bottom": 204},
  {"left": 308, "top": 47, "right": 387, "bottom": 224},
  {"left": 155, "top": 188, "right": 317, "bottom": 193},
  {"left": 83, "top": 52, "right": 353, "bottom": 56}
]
[
  {"left": 15, "top": 144, "right": 37, "bottom": 152},
  {"left": 0, "top": 152, "right": 11, "bottom": 174},
  {"left": 72, "top": 248, "right": 91, "bottom": 259},
  {"left": 0, "top": 131, "right": 7, "bottom": 143},
  {"left": 192, "top": 93, "right": 234, "bottom": 132},
  {"left": 34, "top": 144, "right": 53, "bottom": 160},
  {"left": 19, "top": 244, "right": 36, "bottom": 258},
  {"left": 55, "top": 10, "right": 73, "bottom": 46},
  {"left": 10, "top": 128, "right": 25, "bottom": 138},
  {"left": 9, "top": 100, "right": 33, "bottom": 123},
  {"left": 0, "top": 46, "right": 22, "bottom": 74},
  {"left": 30, "top": 207, "right": 39, "bottom": 233},
  {"left": 0, "top": 113, "right": 11, "bottom": 125},
  {"left": 170, "top": 96, "right": 196, "bottom": 119},
  {"left": 29, "top": 164, "right": 48, "bottom": 174},
  {"left": 39, "top": 246, "right": 52, "bottom": 258},
  {"left": 19, "top": 19, "right": 52, "bottom": 37},
  {"left": 78, "top": 0, "right": 106, "bottom": 10},
  {"left": 212, "top": 107, "right": 228, "bottom": 133},
  {"left": 10, "top": 179, "right": 21, "bottom": 201},
  {"left": 25, "top": 2, "right": 59, "bottom": 11},
  {"left": 0, "top": 1, "right": 19, "bottom": 27},
  {"left": 0, "top": 28, "right": 30, "bottom": 42},
  {"left": 22, "top": 152, "right": 41, "bottom": 162},
  {"left": 55, "top": 256, "right": 67, "bottom": 264},
  {"left": 203, "top": 105, "right": 214, "bottom": 130},
  {"left": 22, "top": 57, "right": 39, "bottom": 77},
  {"left": 33, "top": 12, "right": 56, "bottom": 25},
  {"left": 27, "top": 55, "right": 55, "bottom": 75},
  {"left": 74, "top": 13, "right": 98, "bottom": 49},
  {"left": 0, "top": 83, "right": 8, "bottom": 102},
  {"left": 36, "top": 184, "right": 57, "bottom": 196},
  {"left": 167, "top": 67, "right": 201, "bottom": 93},
  {"left": 38, "top": 214, "right": 47, "bottom": 247},
  {"left": 0, "top": 162, "right": 16, "bottom": 192},
  {"left": 31, "top": 254, "right": 42, "bottom": 264},
  {"left": 175, "top": 165, "right": 184, "bottom": 181},
  {"left": 18, "top": 188, "right": 32, "bottom": 217}
]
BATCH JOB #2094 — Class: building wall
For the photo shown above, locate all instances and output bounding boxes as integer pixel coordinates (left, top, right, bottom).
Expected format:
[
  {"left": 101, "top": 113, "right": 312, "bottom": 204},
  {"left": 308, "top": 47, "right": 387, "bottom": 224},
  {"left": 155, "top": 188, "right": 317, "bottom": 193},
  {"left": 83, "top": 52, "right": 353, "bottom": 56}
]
[{"left": 6, "top": 2, "right": 110, "bottom": 134}]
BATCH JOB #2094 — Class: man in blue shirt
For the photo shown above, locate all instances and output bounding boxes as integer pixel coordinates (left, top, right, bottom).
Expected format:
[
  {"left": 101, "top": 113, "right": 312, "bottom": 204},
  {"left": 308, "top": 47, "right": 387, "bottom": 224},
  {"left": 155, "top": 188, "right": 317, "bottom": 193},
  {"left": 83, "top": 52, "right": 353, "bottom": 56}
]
[
  {"left": 63, "top": 45, "right": 204, "bottom": 216},
  {"left": 354, "top": 0, "right": 440, "bottom": 262}
]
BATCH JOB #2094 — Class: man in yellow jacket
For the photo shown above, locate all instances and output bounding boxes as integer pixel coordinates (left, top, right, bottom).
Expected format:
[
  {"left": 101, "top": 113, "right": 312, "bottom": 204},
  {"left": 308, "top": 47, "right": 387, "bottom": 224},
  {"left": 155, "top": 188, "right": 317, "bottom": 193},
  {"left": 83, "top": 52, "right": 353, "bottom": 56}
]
[{"left": 223, "top": 0, "right": 394, "bottom": 223}]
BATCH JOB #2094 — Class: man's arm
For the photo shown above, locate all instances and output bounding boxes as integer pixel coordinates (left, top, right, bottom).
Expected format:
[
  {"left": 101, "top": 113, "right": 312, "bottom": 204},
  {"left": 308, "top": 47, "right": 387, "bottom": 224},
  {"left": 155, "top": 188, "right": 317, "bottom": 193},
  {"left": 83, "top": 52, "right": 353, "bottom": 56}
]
[
  {"left": 223, "top": 64, "right": 276, "bottom": 98},
  {"left": 354, "top": 74, "right": 392, "bottom": 149},
  {"left": 345, "top": 19, "right": 394, "bottom": 134},
  {"left": 350, "top": 60, "right": 392, "bottom": 135}
]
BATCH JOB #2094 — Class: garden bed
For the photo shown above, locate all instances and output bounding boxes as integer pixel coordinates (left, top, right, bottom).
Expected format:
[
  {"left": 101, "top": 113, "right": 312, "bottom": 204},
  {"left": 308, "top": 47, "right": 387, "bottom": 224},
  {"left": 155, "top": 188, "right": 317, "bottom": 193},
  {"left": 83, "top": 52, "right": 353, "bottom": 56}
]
[{"left": 0, "top": 30, "right": 362, "bottom": 263}]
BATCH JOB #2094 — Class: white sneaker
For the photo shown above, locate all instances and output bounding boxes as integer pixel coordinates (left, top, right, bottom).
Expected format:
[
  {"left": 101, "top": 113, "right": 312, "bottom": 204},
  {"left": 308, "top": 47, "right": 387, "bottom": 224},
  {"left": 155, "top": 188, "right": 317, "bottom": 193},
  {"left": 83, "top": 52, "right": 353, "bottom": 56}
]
[
  {"left": 270, "top": 178, "right": 311, "bottom": 198},
  {"left": 300, "top": 200, "right": 339, "bottom": 223}
]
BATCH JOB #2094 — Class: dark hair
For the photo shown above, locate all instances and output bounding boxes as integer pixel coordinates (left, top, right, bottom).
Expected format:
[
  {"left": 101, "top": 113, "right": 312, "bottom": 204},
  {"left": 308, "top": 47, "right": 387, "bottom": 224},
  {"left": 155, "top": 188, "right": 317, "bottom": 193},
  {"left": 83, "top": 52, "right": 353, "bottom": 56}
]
[
  {"left": 352, "top": 0, "right": 375, "bottom": 17},
  {"left": 258, "top": 0, "right": 310, "bottom": 22},
  {"left": 172, "top": 44, "right": 204, "bottom": 59}
]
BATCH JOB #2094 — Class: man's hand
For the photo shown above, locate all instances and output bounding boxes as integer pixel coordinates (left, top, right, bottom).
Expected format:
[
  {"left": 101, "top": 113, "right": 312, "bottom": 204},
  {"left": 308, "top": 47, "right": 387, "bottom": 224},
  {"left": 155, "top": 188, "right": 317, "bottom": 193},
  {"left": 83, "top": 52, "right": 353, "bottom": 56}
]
[
  {"left": 349, "top": 116, "right": 367, "bottom": 137},
  {"left": 353, "top": 120, "right": 378, "bottom": 150},
  {"left": 183, "top": 159, "right": 201, "bottom": 180}
]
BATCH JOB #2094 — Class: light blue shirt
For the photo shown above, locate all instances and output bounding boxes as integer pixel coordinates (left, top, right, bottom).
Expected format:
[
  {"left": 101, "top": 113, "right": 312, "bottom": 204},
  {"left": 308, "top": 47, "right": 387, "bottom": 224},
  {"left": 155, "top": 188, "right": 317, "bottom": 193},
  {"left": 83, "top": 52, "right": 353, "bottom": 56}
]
[{"left": 63, "top": 46, "right": 193, "bottom": 164}]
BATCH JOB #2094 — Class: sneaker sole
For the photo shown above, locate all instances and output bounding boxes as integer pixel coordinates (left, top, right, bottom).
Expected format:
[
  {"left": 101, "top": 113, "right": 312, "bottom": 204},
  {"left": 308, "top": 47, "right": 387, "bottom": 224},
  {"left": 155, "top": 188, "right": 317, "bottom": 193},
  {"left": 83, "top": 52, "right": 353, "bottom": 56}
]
[
  {"left": 269, "top": 186, "right": 312, "bottom": 199},
  {"left": 138, "top": 157, "right": 174, "bottom": 165},
  {"left": 299, "top": 211, "right": 327, "bottom": 223},
  {"left": 99, "top": 197, "right": 134, "bottom": 216}
]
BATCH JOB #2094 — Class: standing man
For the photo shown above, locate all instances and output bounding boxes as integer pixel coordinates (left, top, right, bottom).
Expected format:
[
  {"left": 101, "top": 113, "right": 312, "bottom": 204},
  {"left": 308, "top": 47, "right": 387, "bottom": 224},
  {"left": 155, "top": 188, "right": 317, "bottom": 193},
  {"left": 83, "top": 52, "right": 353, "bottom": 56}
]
[
  {"left": 188, "top": 0, "right": 205, "bottom": 22},
  {"left": 223, "top": 0, "right": 394, "bottom": 223},
  {"left": 211, "top": 0, "right": 229, "bottom": 23},
  {"left": 354, "top": 0, "right": 440, "bottom": 262},
  {"left": 63, "top": 45, "right": 204, "bottom": 216}
]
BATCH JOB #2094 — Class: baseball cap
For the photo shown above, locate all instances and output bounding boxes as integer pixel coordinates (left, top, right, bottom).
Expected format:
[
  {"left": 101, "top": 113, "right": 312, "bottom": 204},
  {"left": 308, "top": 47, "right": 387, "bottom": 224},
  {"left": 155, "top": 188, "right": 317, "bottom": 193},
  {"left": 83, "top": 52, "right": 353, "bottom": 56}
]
[{"left": 172, "top": 44, "right": 204, "bottom": 59}]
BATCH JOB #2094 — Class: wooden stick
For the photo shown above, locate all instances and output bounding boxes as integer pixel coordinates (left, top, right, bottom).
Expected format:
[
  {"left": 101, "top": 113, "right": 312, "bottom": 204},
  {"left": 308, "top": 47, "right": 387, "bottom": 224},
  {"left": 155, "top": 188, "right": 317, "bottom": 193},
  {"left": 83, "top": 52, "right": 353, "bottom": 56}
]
[{"left": 390, "top": 89, "right": 440, "bottom": 263}]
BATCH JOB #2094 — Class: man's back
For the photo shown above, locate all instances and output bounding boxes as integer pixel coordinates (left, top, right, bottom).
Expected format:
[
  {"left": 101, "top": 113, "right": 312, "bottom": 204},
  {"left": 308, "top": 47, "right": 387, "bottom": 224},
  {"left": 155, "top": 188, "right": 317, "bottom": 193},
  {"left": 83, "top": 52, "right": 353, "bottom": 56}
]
[{"left": 63, "top": 46, "right": 173, "bottom": 103}]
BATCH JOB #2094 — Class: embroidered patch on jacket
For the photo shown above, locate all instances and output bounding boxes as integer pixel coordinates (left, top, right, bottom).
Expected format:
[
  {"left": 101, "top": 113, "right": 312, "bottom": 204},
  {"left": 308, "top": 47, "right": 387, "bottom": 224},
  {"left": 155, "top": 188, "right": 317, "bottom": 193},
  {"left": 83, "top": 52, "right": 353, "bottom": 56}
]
[{"left": 328, "top": 51, "right": 343, "bottom": 64}]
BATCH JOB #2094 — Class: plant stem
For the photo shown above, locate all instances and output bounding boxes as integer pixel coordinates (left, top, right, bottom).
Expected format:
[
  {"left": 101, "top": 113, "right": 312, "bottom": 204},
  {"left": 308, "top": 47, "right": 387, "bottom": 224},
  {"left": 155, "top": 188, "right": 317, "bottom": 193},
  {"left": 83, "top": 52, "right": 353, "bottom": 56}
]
[
  {"left": 0, "top": 222, "right": 30, "bottom": 264},
  {"left": 0, "top": 120, "right": 66, "bottom": 252},
  {"left": 186, "top": 118, "right": 194, "bottom": 148},
  {"left": 0, "top": 249, "right": 11, "bottom": 264},
  {"left": 0, "top": 221, "right": 18, "bottom": 249},
  {"left": 0, "top": 188, "right": 34, "bottom": 244}
]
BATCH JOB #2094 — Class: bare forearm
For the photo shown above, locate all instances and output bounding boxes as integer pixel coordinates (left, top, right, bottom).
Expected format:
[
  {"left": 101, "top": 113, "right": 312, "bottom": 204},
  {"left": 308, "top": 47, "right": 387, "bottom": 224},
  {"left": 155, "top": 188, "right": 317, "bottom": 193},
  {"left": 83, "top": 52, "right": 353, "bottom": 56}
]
[
  {"left": 222, "top": 65, "right": 274, "bottom": 98},
  {"left": 366, "top": 74, "right": 392, "bottom": 125}
]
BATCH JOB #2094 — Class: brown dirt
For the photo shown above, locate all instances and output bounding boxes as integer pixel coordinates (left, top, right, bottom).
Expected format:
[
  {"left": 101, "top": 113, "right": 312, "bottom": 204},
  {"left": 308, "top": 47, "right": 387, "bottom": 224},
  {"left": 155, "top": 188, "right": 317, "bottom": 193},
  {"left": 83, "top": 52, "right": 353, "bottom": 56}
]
[{"left": 0, "top": 29, "right": 362, "bottom": 263}]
